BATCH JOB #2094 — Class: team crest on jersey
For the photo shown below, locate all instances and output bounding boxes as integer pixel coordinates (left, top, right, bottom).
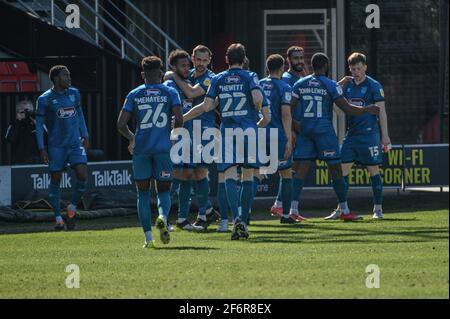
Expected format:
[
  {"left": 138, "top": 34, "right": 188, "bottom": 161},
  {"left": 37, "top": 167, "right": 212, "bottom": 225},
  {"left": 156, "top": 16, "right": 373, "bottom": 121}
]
[
  {"left": 308, "top": 80, "right": 321, "bottom": 87},
  {"left": 145, "top": 89, "right": 161, "bottom": 96},
  {"left": 69, "top": 95, "right": 75, "bottom": 102},
  {"left": 52, "top": 99, "right": 58, "bottom": 105},
  {"left": 361, "top": 86, "right": 368, "bottom": 94},
  {"left": 203, "top": 78, "right": 211, "bottom": 87},
  {"left": 349, "top": 98, "right": 365, "bottom": 106},
  {"left": 57, "top": 107, "right": 76, "bottom": 118},
  {"left": 225, "top": 75, "right": 241, "bottom": 84}
]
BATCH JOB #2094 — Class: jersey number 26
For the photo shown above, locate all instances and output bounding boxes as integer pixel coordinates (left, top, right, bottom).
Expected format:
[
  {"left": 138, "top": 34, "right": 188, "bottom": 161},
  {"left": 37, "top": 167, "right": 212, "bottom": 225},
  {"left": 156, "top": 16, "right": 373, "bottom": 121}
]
[{"left": 139, "top": 103, "right": 168, "bottom": 129}]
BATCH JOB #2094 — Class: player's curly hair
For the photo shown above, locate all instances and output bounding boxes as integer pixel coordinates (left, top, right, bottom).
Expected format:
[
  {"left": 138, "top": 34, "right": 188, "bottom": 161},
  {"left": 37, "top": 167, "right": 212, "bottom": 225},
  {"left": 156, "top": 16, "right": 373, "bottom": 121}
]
[
  {"left": 266, "top": 54, "right": 284, "bottom": 72},
  {"left": 49, "top": 65, "right": 68, "bottom": 83},
  {"left": 168, "top": 49, "right": 190, "bottom": 67},
  {"left": 348, "top": 52, "right": 367, "bottom": 66},
  {"left": 141, "top": 56, "right": 163, "bottom": 73},
  {"left": 226, "top": 43, "right": 246, "bottom": 66}
]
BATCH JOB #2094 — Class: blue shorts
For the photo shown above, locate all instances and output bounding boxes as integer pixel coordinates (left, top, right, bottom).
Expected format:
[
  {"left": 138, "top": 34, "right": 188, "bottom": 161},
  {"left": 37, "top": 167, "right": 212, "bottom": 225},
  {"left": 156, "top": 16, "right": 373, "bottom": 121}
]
[
  {"left": 48, "top": 144, "right": 87, "bottom": 172},
  {"left": 263, "top": 135, "right": 292, "bottom": 171},
  {"left": 294, "top": 127, "right": 341, "bottom": 164},
  {"left": 133, "top": 153, "right": 173, "bottom": 181},
  {"left": 217, "top": 128, "right": 260, "bottom": 172},
  {"left": 192, "top": 125, "right": 217, "bottom": 169},
  {"left": 173, "top": 125, "right": 216, "bottom": 169},
  {"left": 341, "top": 133, "right": 382, "bottom": 166}
]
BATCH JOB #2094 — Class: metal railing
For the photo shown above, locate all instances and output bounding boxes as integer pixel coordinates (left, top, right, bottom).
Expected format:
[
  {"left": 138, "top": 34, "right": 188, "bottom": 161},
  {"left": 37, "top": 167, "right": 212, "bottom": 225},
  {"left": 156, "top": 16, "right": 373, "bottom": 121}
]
[{"left": 2, "top": 0, "right": 182, "bottom": 67}]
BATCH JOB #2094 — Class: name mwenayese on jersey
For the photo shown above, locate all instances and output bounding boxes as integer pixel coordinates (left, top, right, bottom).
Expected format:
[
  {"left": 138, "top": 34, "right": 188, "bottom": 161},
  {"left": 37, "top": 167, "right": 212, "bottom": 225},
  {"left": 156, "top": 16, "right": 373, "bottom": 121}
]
[{"left": 169, "top": 120, "right": 281, "bottom": 174}]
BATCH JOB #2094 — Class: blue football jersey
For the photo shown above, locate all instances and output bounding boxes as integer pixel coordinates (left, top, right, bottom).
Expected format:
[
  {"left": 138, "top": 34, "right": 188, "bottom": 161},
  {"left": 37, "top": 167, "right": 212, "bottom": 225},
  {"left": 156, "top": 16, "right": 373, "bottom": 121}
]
[
  {"left": 281, "top": 71, "right": 301, "bottom": 88},
  {"left": 36, "top": 87, "right": 88, "bottom": 149},
  {"left": 164, "top": 79, "right": 193, "bottom": 131},
  {"left": 188, "top": 69, "right": 216, "bottom": 128},
  {"left": 259, "top": 77, "right": 292, "bottom": 142},
  {"left": 292, "top": 75, "right": 343, "bottom": 129},
  {"left": 122, "top": 84, "right": 181, "bottom": 155},
  {"left": 206, "top": 68, "right": 260, "bottom": 130},
  {"left": 343, "top": 75, "right": 385, "bottom": 136}
]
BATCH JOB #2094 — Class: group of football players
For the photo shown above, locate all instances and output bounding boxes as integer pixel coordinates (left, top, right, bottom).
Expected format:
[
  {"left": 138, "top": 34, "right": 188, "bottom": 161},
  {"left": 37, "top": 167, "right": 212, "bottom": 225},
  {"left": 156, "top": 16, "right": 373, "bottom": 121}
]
[{"left": 36, "top": 42, "right": 391, "bottom": 248}]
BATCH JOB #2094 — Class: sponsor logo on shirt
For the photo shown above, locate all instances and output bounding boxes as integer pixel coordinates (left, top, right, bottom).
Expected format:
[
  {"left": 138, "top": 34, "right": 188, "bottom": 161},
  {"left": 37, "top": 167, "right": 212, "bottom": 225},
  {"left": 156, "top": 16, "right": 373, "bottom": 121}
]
[
  {"left": 52, "top": 99, "right": 58, "bottom": 105},
  {"left": 57, "top": 107, "right": 77, "bottom": 118},
  {"left": 145, "top": 89, "right": 161, "bottom": 96},
  {"left": 225, "top": 75, "right": 241, "bottom": 84},
  {"left": 308, "top": 80, "right": 321, "bottom": 87},
  {"left": 349, "top": 98, "right": 365, "bottom": 106}
]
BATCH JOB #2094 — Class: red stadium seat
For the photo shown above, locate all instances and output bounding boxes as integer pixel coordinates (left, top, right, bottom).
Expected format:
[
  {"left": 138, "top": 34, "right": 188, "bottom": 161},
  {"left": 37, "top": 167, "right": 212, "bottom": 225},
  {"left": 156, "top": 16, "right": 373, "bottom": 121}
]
[
  {"left": 7, "top": 62, "right": 31, "bottom": 75},
  {"left": 0, "top": 62, "right": 11, "bottom": 75},
  {"left": 20, "top": 80, "right": 38, "bottom": 92},
  {"left": 19, "top": 74, "right": 39, "bottom": 92},
  {"left": 0, "top": 75, "right": 19, "bottom": 92}
]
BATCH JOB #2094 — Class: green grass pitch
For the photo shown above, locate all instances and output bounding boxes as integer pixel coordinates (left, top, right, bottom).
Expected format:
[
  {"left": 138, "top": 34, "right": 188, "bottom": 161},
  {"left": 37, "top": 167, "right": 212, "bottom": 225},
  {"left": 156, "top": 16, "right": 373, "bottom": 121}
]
[{"left": 0, "top": 208, "right": 448, "bottom": 298}]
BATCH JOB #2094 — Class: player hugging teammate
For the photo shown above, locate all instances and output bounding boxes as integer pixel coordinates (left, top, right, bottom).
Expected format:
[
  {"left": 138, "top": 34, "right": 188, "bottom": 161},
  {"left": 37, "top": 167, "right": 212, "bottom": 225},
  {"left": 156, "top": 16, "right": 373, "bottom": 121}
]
[{"left": 39, "top": 43, "right": 389, "bottom": 247}]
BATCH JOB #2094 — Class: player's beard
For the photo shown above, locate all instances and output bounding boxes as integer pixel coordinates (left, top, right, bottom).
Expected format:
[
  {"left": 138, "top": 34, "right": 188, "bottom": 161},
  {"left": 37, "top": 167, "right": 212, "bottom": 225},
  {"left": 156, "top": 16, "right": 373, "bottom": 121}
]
[
  {"left": 196, "top": 65, "right": 206, "bottom": 73},
  {"left": 293, "top": 64, "right": 304, "bottom": 72}
]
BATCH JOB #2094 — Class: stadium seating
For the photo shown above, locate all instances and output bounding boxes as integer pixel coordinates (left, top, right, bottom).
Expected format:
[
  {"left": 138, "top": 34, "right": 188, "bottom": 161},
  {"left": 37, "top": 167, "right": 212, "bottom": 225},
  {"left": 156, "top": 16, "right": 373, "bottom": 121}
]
[{"left": 0, "top": 61, "right": 39, "bottom": 92}]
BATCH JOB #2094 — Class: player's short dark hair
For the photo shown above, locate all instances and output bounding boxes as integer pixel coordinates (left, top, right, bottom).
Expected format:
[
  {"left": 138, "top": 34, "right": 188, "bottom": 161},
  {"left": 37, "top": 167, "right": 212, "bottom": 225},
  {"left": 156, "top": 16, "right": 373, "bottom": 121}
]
[
  {"left": 226, "top": 43, "right": 246, "bottom": 66},
  {"left": 311, "top": 53, "right": 329, "bottom": 71},
  {"left": 192, "top": 45, "right": 212, "bottom": 57},
  {"left": 141, "top": 56, "right": 163, "bottom": 74},
  {"left": 347, "top": 52, "right": 367, "bottom": 66},
  {"left": 266, "top": 54, "right": 285, "bottom": 72},
  {"left": 49, "top": 65, "right": 68, "bottom": 83},
  {"left": 286, "top": 46, "right": 304, "bottom": 59},
  {"left": 168, "top": 49, "right": 190, "bottom": 67}
]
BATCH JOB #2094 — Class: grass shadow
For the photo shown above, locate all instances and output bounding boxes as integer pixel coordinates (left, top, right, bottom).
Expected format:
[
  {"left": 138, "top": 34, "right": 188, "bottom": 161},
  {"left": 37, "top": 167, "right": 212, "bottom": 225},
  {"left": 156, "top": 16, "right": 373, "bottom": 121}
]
[{"left": 155, "top": 246, "right": 219, "bottom": 251}]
